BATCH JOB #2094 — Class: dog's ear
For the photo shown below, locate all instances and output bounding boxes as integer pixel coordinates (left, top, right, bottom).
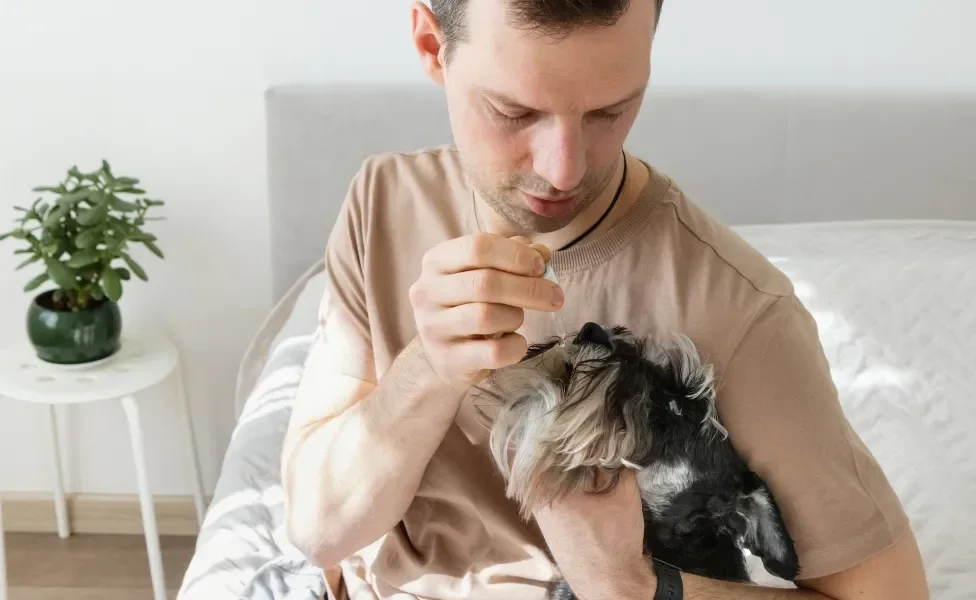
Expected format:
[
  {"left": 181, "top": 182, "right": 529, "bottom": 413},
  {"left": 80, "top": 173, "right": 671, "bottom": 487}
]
[{"left": 738, "top": 486, "right": 800, "bottom": 581}]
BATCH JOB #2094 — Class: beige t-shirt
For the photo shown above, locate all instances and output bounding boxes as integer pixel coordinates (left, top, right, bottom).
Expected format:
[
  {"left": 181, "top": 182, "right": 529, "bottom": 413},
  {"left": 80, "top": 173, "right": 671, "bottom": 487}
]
[{"left": 309, "top": 146, "right": 909, "bottom": 599}]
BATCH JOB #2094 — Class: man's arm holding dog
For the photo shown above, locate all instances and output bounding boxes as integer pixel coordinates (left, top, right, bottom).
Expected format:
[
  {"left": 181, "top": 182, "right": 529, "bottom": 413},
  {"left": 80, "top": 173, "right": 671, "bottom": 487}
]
[{"left": 282, "top": 232, "right": 564, "bottom": 568}]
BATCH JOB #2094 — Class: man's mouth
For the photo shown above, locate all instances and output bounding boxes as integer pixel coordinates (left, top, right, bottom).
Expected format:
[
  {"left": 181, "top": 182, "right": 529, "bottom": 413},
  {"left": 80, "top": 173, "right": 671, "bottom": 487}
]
[{"left": 523, "top": 192, "right": 578, "bottom": 218}]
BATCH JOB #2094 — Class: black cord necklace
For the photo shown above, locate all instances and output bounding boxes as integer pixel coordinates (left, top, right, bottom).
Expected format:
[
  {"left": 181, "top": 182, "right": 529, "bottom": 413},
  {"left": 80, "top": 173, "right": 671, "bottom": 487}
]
[{"left": 557, "top": 151, "right": 628, "bottom": 251}]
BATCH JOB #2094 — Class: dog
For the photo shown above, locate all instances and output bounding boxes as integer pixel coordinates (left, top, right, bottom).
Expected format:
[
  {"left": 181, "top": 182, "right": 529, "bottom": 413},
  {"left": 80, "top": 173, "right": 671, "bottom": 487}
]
[{"left": 476, "top": 322, "right": 800, "bottom": 598}]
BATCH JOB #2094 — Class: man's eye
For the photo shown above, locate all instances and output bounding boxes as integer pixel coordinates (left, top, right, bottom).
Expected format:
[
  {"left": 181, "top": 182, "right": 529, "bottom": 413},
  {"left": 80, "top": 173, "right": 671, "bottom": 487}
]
[
  {"left": 589, "top": 110, "right": 624, "bottom": 123},
  {"left": 492, "top": 106, "right": 534, "bottom": 126}
]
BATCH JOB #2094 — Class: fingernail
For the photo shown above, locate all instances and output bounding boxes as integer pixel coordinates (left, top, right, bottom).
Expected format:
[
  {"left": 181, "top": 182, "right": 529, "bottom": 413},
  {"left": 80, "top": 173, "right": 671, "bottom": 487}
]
[
  {"left": 534, "top": 255, "right": 545, "bottom": 275},
  {"left": 551, "top": 285, "right": 564, "bottom": 307}
]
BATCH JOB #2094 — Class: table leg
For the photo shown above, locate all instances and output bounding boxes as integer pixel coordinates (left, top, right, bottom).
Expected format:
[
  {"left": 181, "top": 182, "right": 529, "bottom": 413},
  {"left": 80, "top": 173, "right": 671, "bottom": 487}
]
[
  {"left": 47, "top": 405, "right": 70, "bottom": 539},
  {"left": 175, "top": 363, "right": 206, "bottom": 526},
  {"left": 0, "top": 498, "right": 7, "bottom": 600},
  {"left": 121, "top": 395, "right": 166, "bottom": 600}
]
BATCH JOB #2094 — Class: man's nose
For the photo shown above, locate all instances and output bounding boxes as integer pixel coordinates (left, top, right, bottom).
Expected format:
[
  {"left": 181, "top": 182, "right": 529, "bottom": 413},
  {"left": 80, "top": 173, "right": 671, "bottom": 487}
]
[{"left": 532, "top": 119, "right": 586, "bottom": 192}]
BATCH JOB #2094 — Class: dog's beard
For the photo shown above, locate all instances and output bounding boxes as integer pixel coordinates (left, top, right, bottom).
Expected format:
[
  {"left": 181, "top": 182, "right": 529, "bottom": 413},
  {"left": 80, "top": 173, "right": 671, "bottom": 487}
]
[
  {"left": 485, "top": 355, "right": 635, "bottom": 517},
  {"left": 478, "top": 327, "right": 718, "bottom": 519}
]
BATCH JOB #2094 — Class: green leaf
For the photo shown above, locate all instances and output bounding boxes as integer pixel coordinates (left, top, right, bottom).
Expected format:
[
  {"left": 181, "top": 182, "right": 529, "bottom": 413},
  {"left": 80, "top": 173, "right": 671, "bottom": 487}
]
[
  {"left": 24, "top": 272, "right": 49, "bottom": 292},
  {"left": 45, "top": 259, "right": 77, "bottom": 289},
  {"left": 110, "top": 195, "right": 140, "bottom": 212},
  {"left": 100, "top": 265, "right": 122, "bottom": 301},
  {"left": 114, "top": 177, "right": 139, "bottom": 185},
  {"left": 76, "top": 201, "right": 109, "bottom": 226},
  {"left": 67, "top": 250, "right": 100, "bottom": 268},
  {"left": 56, "top": 187, "right": 93, "bottom": 207},
  {"left": 0, "top": 231, "right": 13, "bottom": 242},
  {"left": 68, "top": 166, "right": 83, "bottom": 179},
  {"left": 143, "top": 240, "right": 164, "bottom": 258},
  {"left": 114, "top": 267, "right": 132, "bottom": 281},
  {"left": 16, "top": 254, "right": 42, "bottom": 270},
  {"left": 9, "top": 230, "right": 28, "bottom": 240},
  {"left": 43, "top": 205, "right": 67, "bottom": 228},
  {"left": 122, "top": 252, "right": 147, "bottom": 281},
  {"left": 115, "top": 187, "right": 146, "bottom": 195},
  {"left": 74, "top": 228, "right": 102, "bottom": 249},
  {"left": 33, "top": 186, "right": 65, "bottom": 193},
  {"left": 90, "top": 286, "right": 104, "bottom": 301},
  {"left": 53, "top": 289, "right": 65, "bottom": 303}
]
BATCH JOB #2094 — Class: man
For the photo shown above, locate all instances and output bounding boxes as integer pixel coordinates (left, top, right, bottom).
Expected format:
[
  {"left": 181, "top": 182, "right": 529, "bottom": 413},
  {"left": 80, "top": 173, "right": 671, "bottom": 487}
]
[{"left": 282, "top": 0, "right": 929, "bottom": 598}]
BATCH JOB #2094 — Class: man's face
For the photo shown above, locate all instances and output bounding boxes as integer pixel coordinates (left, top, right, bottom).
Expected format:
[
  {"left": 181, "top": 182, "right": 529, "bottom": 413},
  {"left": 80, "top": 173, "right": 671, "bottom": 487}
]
[{"left": 439, "top": 0, "right": 655, "bottom": 233}]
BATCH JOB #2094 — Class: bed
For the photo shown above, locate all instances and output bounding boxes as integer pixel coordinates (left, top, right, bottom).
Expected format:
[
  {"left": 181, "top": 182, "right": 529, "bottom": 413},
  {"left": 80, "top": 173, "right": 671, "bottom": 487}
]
[{"left": 176, "top": 85, "right": 976, "bottom": 600}]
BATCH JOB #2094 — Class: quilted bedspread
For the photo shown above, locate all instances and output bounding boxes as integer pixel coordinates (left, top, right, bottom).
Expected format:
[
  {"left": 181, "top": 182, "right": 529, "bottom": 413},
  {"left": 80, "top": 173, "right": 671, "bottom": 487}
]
[{"left": 178, "top": 220, "right": 976, "bottom": 600}]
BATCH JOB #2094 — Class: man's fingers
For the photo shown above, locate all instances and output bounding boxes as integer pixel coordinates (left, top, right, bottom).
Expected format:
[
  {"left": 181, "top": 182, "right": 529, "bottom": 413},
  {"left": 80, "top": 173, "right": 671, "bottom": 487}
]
[
  {"left": 451, "top": 333, "right": 529, "bottom": 371},
  {"left": 424, "top": 233, "right": 545, "bottom": 277},
  {"left": 529, "top": 243, "right": 552, "bottom": 264},
  {"left": 421, "top": 303, "right": 525, "bottom": 339},
  {"left": 432, "top": 269, "right": 563, "bottom": 311}
]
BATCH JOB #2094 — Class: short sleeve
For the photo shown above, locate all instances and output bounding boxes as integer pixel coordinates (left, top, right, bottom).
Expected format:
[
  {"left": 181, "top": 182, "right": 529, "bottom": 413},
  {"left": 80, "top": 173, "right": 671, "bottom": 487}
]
[
  {"left": 716, "top": 294, "right": 910, "bottom": 580},
  {"left": 304, "top": 165, "right": 377, "bottom": 386}
]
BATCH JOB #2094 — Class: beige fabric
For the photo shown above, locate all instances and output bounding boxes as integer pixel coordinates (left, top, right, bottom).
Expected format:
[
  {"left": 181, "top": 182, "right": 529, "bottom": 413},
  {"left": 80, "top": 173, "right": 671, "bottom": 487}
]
[{"left": 312, "top": 146, "right": 910, "bottom": 598}]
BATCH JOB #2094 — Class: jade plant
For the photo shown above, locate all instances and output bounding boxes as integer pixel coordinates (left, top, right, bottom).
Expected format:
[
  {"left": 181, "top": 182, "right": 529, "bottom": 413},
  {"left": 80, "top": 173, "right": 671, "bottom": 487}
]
[{"left": 0, "top": 160, "right": 165, "bottom": 312}]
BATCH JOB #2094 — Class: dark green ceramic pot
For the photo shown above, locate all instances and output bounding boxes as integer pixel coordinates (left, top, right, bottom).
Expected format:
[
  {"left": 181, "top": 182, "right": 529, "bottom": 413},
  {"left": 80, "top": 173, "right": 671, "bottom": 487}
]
[{"left": 27, "top": 290, "right": 122, "bottom": 364}]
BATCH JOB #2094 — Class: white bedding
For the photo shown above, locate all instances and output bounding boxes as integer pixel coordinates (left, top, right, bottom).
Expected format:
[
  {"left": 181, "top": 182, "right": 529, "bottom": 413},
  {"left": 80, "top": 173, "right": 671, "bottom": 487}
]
[{"left": 178, "top": 220, "right": 976, "bottom": 600}]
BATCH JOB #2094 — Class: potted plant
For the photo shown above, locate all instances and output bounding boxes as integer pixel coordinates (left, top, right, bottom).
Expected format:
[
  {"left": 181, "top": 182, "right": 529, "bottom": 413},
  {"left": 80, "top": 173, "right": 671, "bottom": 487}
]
[{"left": 0, "top": 160, "right": 165, "bottom": 365}]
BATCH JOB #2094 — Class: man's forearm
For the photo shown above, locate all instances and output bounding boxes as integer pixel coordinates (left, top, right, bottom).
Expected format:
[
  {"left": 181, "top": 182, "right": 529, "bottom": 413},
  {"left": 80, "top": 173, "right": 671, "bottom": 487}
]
[
  {"left": 284, "top": 337, "right": 465, "bottom": 568},
  {"left": 681, "top": 573, "right": 832, "bottom": 600},
  {"left": 607, "top": 566, "right": 833, "bottom": 600}
]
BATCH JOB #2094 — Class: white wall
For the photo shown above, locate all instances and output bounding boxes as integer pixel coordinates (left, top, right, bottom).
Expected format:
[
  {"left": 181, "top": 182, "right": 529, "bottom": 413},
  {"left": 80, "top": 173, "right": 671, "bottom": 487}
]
[
  {"left": 266, "top": 0, "right": 976, "bottom": 90},
  {"left": 0, "top": 0, "right": 271, "bottom": 496},
  {"left": 1, "top": 0, "right": 973, "bottom": 499}
]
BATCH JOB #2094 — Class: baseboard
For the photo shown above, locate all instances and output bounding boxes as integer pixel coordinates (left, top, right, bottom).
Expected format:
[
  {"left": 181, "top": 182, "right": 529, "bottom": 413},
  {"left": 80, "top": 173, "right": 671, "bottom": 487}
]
[{"left": 1, "top": 492, "right": 209, "bottom": 536}]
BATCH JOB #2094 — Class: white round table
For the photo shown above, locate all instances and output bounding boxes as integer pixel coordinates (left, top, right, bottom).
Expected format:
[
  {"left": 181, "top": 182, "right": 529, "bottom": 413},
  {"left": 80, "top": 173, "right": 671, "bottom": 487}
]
[{"left": 0, "top": 332, "right": 206, "bottom": 600}]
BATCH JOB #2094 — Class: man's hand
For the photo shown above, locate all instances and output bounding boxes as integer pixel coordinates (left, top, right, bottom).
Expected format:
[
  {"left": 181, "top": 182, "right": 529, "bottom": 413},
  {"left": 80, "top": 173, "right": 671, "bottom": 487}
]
[
  {"left": 409, "top": 232, "right": 564, "bottom": 386},
  {"left": 534, "top": 470, "right": 654, "bottom": 600}
]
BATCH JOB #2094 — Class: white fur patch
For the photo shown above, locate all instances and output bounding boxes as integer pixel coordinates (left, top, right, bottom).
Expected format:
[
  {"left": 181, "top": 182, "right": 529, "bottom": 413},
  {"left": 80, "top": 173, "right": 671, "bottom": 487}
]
[
  {"left": 638, "top": 460, "right": 697, "bottom": 515},
  {"left": 742, "top": 549, "right": 797, "bottom": 589},
  {"left": 746, "top": 489, "right": 790, "bottom": 564}
]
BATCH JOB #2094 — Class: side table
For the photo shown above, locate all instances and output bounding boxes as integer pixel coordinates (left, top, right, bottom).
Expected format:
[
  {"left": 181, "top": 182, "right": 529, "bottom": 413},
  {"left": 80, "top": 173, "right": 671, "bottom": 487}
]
[{"left": 0, "top": 332, "right": 206, "bottom": 600}]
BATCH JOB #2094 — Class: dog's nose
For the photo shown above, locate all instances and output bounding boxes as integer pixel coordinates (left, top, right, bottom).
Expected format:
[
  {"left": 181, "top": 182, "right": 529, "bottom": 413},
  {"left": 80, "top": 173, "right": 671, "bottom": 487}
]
[{"left": 576, "top": 322, "right": 611, "bottom": 346}]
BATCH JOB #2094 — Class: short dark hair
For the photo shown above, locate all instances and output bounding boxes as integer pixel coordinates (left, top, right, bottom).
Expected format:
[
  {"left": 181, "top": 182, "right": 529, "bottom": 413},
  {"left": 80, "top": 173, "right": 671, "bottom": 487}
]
[{"left": 432, "top": 0, "right": 664, "bottom": 61}]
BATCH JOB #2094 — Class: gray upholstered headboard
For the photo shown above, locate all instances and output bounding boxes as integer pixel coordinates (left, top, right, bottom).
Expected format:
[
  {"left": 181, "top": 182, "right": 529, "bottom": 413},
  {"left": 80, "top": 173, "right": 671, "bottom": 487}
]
[{"left": 265, "top": 84, "right": 976, "bottom": 300}]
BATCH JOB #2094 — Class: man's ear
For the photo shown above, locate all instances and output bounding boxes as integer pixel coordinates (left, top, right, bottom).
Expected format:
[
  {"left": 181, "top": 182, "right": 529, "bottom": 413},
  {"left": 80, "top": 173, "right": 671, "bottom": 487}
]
[{"left": 410, "top": 1, "right": 447, "bottom": 85}]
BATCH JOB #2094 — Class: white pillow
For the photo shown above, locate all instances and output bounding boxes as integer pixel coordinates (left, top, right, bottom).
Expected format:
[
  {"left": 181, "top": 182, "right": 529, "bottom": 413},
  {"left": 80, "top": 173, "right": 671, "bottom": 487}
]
[{"left": 235, "top": 261, "right": 326, "bottom": 415}]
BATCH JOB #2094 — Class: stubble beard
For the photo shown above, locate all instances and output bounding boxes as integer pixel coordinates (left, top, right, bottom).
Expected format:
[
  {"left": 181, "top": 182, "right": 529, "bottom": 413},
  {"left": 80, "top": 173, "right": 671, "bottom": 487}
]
[{"left": 468, "top": 163, "right": 618, "bottom": 235}]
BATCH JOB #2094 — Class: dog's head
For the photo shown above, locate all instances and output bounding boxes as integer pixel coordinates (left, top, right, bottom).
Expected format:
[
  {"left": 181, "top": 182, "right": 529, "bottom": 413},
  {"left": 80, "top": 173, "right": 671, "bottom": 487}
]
[{"left": 477, "top": 322, "right": 717, "bottom": 518}]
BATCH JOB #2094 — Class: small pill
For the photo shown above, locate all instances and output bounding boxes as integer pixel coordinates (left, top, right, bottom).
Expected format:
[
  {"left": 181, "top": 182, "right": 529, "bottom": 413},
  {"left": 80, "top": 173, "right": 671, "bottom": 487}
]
[{"left": 542, "top": 263, "right": 558, "bottom": 285}]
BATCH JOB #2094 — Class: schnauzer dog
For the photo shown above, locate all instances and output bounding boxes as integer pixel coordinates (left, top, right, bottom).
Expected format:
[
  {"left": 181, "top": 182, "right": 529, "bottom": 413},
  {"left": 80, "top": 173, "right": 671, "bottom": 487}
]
[{"left": 477, "top": 322, "right": 800, "bottom": 598}]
